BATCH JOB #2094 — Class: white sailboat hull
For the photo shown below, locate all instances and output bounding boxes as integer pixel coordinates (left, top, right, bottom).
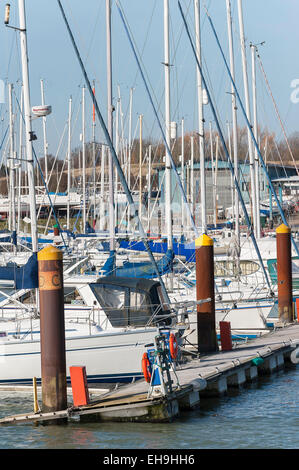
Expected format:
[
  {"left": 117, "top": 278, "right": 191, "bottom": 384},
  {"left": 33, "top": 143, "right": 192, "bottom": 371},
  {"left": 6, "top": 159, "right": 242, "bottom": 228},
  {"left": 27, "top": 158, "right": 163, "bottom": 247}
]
[{"left": 0, "top": 326, "right": 159, "bottom": 385}]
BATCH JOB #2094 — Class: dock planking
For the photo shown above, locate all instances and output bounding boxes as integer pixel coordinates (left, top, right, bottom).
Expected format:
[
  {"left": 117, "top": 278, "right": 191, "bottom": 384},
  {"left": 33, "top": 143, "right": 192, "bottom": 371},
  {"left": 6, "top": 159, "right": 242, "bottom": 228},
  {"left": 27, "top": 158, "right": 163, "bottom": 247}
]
[{"left": 0, "top": 323, "right": 298, "bottom": 425}]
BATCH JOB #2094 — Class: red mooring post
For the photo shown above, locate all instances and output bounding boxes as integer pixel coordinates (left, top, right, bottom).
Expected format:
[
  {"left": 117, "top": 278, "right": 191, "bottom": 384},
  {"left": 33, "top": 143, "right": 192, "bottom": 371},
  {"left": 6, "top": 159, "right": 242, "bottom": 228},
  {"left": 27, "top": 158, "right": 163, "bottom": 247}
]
[
  {"left": 70, "top": 366, "right": 90, "bottom": 407},
  {"left": 276, "top": 223, "right": 293, "bottom": 323},
  {"left": 38, "top": 245, "right": 67, "bottom": 414},
  {"left": 195, "top": 234, "right": 218, "bottom": 353},
  {"left": 219, "top": 321, "right": 233, "bottom": 351}
]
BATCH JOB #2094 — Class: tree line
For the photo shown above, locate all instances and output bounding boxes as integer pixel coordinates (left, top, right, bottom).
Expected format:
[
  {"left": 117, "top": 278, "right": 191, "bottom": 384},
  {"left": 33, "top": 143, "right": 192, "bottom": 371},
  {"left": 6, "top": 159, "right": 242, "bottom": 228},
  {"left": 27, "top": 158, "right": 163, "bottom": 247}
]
[{"left": 0, "top": 126, "right": 297, "bottom": 196}]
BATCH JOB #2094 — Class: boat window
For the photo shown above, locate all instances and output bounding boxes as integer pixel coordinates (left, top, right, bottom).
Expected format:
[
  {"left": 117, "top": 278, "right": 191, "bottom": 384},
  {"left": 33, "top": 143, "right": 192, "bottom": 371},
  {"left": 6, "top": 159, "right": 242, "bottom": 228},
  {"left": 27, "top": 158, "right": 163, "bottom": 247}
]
[
  {"left": 214, "top": 260, "right": 260, "bottom": 277},
  {"left": 268, "top": 302, "right": 278, "bottom": 319},
  {"left": 156, "top": 285, "right": 170, "bottom": 312},
  {"left": 64, "top": 287, "right": 85, "bottom": 305},
  {"left": 19, "top": 290, "right": 36, "bottom": 304},
  {"left": 90, "top": 284, "right": 152, "bottom": 327},
  {"left": 292, "top": 259, "right": 299, "bottom": 273},
  {"left": 129, "top": 291, "right": 152, "bottom": 326}
]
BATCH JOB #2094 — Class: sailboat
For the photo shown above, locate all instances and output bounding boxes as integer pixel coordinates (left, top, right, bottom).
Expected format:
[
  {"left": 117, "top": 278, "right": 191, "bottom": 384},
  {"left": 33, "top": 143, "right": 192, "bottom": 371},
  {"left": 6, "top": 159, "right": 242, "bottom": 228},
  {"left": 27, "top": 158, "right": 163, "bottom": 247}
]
[{"left": 0, "top": 273, "right": 187, "bottom": 385}]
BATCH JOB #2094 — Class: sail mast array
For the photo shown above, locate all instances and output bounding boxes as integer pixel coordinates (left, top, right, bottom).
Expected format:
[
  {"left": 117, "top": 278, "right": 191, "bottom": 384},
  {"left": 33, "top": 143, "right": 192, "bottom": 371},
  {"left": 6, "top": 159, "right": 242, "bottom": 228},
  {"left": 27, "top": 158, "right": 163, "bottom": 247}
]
[
  {"left": 225, "top": 0, "right": 240, "bottom": 245},
  {"left": 199, "top": 3, "right": 299, "bottom": 259},
  {"left": 1, "top": 0, "right": 297, "bottom": 301},
  {"left": 57, "top": 0, "right": 172, "bottom": 303},
  {"left": 178, "top": 1, "right": 273, "bottom": 289}
]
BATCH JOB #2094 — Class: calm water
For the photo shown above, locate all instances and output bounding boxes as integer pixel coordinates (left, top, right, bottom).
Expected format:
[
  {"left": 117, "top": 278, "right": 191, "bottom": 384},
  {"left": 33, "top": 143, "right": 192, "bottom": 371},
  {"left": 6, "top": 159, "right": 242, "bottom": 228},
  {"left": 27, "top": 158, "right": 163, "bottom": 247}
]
[{"left": 0, "top": 367, "right": 298, "bottom": 450}]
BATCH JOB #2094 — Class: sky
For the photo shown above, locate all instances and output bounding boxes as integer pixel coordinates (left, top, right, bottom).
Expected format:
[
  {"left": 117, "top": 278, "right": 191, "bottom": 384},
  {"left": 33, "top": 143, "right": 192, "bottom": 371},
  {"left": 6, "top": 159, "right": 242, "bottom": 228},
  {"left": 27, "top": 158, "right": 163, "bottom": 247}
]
[{"left": 1, "top": 0, "right": 299, "bottom": 163}]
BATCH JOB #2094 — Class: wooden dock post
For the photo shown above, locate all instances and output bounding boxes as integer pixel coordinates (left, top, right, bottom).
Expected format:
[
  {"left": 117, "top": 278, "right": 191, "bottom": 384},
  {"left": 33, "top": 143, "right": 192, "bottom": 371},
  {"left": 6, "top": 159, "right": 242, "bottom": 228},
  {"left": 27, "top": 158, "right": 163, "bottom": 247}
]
[
  {"left": 195, "top": 234, "right": 218, "bottom": 353},
  {"left": 276, "top": 224, "right": 293, "bottom": 323},
  {"left": 38, "top": 246, "right": 67, "bottom": 416}
]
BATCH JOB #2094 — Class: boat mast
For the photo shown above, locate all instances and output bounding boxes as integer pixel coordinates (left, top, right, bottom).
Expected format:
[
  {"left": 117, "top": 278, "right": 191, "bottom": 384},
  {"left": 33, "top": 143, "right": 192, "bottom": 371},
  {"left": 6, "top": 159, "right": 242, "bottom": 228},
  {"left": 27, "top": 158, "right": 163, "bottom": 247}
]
[
  {"left": 194, "top": 0, "right": 206, "bottom": 233},
  {"left": 163, "top": 0, "right": 173, "bottom": 249},
  {"left": 227, "top": 121, "right": 234, "bottom": 219},
  {"left": 82, "top": 85, "right": 86, "bottom": 231},
  {"left": 226, "top": 0, "right": 240, "bottom": 242},
  {"left": 17, "top": 86, "right": 23, "bottom": 233},
  {"left": 190, "top": 135, "right": 194, "bottom": 219},
  {"left": 66, "top": 96, "right": 72, "bottom": 230},
  {"left": 100, "top": 145, "right": 106, "bottom": 231},
  {"left": 128, "top": 87, "right": 133, "bottom": 192},
  {"left": 40, "top": 79, "right": 48, "bottom": 187},
  {"left": 8, "top": 83, "right": 16, "bottom": 249},
  {"left": 181, "top": 117, "right": 185, "bottom": 234},
  {"left": 147, "top": 144, "right": 152, "bottom": 233},
  {"left": 139, "top": 114, "right": 143, "bottom": 220},
  {"left": 115, "top": 94, "right": 119, "bottom": 229},
  {"left": 18, "top": 0, "right": 38, "bottom": 253},
  {"left": 237, "top": 0, "right": 258, "bottom": 237},
  {"left": 127, "top": 87, "right": 133, "bottom": 232},
  {"left": 106, "top": 0, "right": 115, "bottom": 251},
  {"left": 91, "top": 83, "right": 96, "bottom": 227},
  {"left": 250, "top": 43, "right": 261, "bottom": 238}
]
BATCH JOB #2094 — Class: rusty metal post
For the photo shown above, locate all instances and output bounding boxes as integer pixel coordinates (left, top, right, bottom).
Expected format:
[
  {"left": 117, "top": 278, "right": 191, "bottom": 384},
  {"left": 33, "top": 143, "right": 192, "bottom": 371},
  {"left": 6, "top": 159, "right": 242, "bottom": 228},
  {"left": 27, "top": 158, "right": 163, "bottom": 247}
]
[
  {"left": 195, "top": 234, "right": 218, "bottom": 353},
  {"left": 38, "top": 245, "right": 67, "bottom": 414},
  {"left": 276, "top": 223, "right": 293, "bottom": 323}
]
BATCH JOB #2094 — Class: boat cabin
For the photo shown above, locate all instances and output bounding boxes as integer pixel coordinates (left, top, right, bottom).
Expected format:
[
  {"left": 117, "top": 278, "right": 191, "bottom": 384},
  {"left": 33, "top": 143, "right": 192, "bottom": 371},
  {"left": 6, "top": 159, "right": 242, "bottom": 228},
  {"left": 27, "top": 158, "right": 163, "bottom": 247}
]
[{"left": 88, "top": 277, "right": 172, "bottom": 328}]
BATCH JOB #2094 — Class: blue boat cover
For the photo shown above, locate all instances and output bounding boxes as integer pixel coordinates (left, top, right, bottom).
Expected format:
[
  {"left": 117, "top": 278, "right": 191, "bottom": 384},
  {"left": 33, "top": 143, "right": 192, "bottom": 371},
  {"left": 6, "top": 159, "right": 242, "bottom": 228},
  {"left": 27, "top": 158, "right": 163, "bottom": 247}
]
[
  {"left": 101, "top": 249, "right": 174, "bottom": 279},
  {"left": 85, "top": 222, "right": 95, "bottom": 234},
  {"left": 0, "top": 253, "right": 38, "bottom": 289},
  {"left": 101, "top": 250, "right": 116, "bottom": 276},
  {"left": 119, "top": 240, "right": 195, "bottom": 262}
]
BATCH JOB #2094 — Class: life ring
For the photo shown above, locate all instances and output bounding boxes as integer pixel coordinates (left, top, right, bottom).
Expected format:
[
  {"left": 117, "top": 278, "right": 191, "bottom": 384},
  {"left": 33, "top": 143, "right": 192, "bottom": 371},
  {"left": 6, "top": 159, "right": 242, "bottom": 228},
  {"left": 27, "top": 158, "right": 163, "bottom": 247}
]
[
  {"left": 169, "top": 333, "right": 178, "bottom": 360},
  {"left": 142, "top": 352, "right": 152, "bottom": 383}
]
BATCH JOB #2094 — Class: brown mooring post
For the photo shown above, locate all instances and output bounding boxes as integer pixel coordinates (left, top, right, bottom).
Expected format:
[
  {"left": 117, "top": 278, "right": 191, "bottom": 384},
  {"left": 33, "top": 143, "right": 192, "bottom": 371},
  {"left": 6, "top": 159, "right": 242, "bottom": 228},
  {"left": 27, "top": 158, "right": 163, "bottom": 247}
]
[
  {"left": 38, "top": 246, "right": 67, "bottom": 415},
  {"left": 276, "top": 223, "right": 293, "bottom": 323},
  {"left": 195, "top": 234, "right": 218, "bottom": 353}
]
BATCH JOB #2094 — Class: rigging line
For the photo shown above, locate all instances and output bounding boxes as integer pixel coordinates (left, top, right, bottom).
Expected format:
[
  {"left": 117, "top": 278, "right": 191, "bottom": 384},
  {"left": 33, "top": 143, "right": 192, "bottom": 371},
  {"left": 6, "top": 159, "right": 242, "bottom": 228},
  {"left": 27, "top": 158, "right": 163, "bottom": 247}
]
[
  {"left": 116, "top": 0, "right": 198, "bottom": 238},
  {"left": 178, "top": 1, "right": 272, "bottom": 291},
  {"left": 256, "top": 48, "right": 299, "bottom": 175},
  {"left": 118, "top": 1, "right": 166, "bottom": 127},
  {"left": 122, "top": 0, "right": 158, "bottom": 127},
  {"left": 5, "top": 28, "right": 18, "bottom": 83},
  {"left": 0, "top": 126, "right": 9, "bottom": 152},
  {"left": 63, "top": 0, "right": 104, "bottom": 87},
  {"left": 257, "top": 71, "right": 291, "bottom": 176},
  {"left": 272, "top": 140, "right": 288, "bottom": 179},
  {"left": 203, "top": 5, "right": 299, "bottom": 260},
  {"left": 57, "top": 0, "right": 171, "bottom": 304}
]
